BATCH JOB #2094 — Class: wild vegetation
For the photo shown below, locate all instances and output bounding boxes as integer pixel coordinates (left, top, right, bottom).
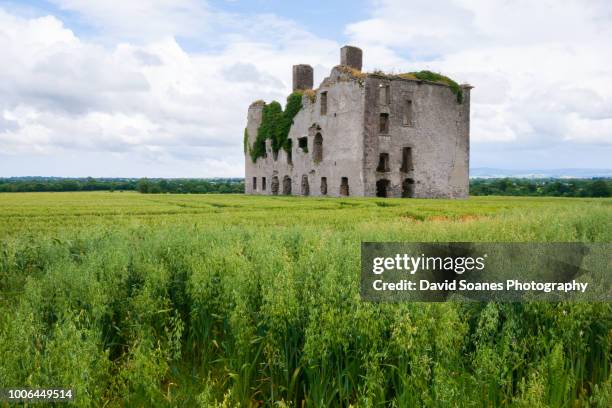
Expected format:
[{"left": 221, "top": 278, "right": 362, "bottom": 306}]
[
  {"left": 0, "top": 193, "right": 611, "bottom": 407},
  {"left": 249, "top": 92, "right": 303, "bottom": 162},
  {"left": 349, "top": 68, "right": 463, "bottom": 103},
  {"left": 398, "top": 71, "right": 464, "bottom": 103}
]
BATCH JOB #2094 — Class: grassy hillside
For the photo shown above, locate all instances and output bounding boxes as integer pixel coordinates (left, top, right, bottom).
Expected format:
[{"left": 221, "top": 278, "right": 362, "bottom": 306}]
[{"left": 0, "top": 193, "right": 610, "bottom": 406}]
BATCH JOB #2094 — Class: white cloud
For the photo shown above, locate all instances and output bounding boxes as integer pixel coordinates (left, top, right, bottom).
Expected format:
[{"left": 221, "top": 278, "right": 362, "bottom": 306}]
[
  {"left": 1, "top": 0, "right": 611, "bottom": 176},
  {"left": 0, "top": 6, "right": 340, "bottom": 176}
]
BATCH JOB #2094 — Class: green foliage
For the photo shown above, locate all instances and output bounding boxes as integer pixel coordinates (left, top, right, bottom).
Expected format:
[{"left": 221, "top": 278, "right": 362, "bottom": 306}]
[
  {"left": 0, "top": 193, "right": 611, "bottom": 406},
  {"left": 280, "top": 92, "right": 303, "bottom": 152},
  {"left": 590, "top": 179, "right": 612, "bottom": 197},
  {"left": 136, "top": 178, "right": 244, "bottom": 194},
  {"left": 470, "top": 178, "right": 612, "bottom": 197},
  {"left": 250, "top": 101, "right": 282, "bottom": 162},
  {"left": 0, "top": 177, "right": 138, "bottom": 192},
  {"left": 250, "top": 92, "right": 303, "bottom": 162},
  {"left": 243, "top": 128, "right": 249, "bottom": 154},
  {"left": 1, "top": 177, "right": 610, "bottom": 197},
  {"left": 0, "top": 177, "right": 244, "bottom": 194}
]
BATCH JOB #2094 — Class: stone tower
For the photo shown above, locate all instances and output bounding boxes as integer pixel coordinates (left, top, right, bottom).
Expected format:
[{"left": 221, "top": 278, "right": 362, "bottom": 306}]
[{"left": 244, "top": 46, "right": 471, "bottom": 198}]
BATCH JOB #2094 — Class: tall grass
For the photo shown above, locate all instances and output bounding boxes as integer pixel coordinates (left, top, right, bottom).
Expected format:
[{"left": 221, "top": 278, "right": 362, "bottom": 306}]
[{"left": 0, "top": 193, "right": 611, "bottom": 407}]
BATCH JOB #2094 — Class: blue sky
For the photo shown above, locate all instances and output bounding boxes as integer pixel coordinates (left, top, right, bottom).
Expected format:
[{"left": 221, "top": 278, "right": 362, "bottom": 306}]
[{"left": 0, "top": 0, "right": 611, "bottom": 177}]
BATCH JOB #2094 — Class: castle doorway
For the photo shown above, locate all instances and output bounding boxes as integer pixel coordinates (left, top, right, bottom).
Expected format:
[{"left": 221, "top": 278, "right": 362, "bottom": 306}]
[
  {"left": 402, "top": 178, "right": 415, "bottom": 198},
  {"left": 301, "top": 175, "right": 310, "bottom": 196},
  {"left": 282, "top": 176, "right": 292, "bottom": 195},
  {"left": 340, "top": 177, "right": 349, "bottom": 196},
  {"left": 376, "top": 179, "right": 390, "bottom": 197}
]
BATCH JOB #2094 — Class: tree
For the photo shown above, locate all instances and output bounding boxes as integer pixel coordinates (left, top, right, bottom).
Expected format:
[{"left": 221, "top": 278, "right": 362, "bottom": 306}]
[
  {"left": 137, "top": 178, "right": 151, "bottom": 193},
  {"left": 589, "top": 180, "right": 611, "bottom": 197}
]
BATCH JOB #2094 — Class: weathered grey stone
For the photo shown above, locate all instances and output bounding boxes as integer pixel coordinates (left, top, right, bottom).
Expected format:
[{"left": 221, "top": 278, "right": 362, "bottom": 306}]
[
  {"left": 292, "top": 64, "right": 313, "bottom": 91},
  {"left": 245, "top": 47, "right": 471, "bottom": 199},
  {"left": 340, "top": 45, "right": 362, "bottom": 71}
]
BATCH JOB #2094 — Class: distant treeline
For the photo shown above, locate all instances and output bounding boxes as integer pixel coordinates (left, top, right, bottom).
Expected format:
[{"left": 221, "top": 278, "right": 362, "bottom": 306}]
[
  {"left": 470, "top": 178, "right": 611, "bottom": 197},
  {"left": 0, "top": 177, "right": 610, "bottom": 197},
  {"left": 0, "top": 177, "right": 244, "bottom": 194},
  {"left": 135, "top": 178, "right": 244, "bottom": 194}
]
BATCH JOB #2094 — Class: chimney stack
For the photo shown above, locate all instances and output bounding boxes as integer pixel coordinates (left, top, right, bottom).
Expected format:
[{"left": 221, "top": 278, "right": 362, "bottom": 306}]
[
  {"left": 292, "top": 64, "right": 313, "bottom": 91},
  {"left": 340, "top": 45, "right": 363, "bottom": 71}
]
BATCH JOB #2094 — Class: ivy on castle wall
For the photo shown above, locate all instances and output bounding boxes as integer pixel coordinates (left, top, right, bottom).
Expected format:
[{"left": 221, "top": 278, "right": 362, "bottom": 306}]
[
  {"left": 249, "top": 91, "right": 303, "bottom": 163},
  {"left": 243, "top": 128, "right": 249, "bottom": 154}
]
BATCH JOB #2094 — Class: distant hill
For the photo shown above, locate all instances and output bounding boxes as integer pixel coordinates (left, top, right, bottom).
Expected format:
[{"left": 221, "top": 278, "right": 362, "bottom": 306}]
[{"left": 470, "top": 168, "right": 612, "bottom": 179}]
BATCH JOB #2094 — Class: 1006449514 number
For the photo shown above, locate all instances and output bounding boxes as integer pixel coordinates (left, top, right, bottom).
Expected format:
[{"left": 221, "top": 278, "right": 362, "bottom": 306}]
[{"left": 1, "top": 388, "right": 74, "bottom": 402}]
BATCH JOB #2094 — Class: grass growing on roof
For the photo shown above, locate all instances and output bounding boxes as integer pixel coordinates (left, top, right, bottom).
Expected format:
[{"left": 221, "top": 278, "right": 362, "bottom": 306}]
[{"left": 399, "top": 70, "right": 464, "bottom": 103}]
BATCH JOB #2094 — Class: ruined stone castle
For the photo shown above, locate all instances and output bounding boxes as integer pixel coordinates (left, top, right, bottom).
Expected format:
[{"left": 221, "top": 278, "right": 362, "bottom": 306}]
[{"left": 244, "top": 46, "right": 471, "bottom": 198}]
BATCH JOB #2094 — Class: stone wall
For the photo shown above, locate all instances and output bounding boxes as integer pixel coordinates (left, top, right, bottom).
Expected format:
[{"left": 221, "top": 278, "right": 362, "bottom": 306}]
[
  {"left": 362, "top": 75, "right": 470, "bottom": 198},
  {"left": 245, "top": 45, "right": 471, "bottom": 199},
  {"left": 245, "top": 67, "right": 366, "bottom": 197}
]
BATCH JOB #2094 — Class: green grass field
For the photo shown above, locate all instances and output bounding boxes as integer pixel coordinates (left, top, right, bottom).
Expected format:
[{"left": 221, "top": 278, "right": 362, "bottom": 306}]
[{"left": 0, "top": 192, "right": 611, "bottom": 407}]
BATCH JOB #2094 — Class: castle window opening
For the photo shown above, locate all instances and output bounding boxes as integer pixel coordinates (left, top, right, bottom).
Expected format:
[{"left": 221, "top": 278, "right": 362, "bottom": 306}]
[
  {"left": 379, "top": 113, "right": 389, "bottom": 133},
  {"left": 402, "top": 178, "right": 415, "bottom": 198},
  {"left": 340, "top": 177, "right": 349, "bottom": 196},
  {"left": 403, "top": 100, "right": 414, "bottom": 126},
  {"left": 298, "top": 137, "right": 308, "bottom": 152},
  {"left": 401, "top": 147, "right": 413, "bottom": 172},
  {"left": 301, "top": 175, "right": 310, "bottom": 196},
  {"left": 376, "top": 179, "right": 390, "bottom": 197},
  {"left": 252, "top": 177, "right": 257, "bottom": 190},
  {"left": 271, "top": 176, "right": 279, "bottom": 195},
  {"left": 320, "top": 91, "right": 328, "bottom": 115},
  {"left": 262, "top": 177, "right": 267, "bottom": 191},
  {"left": 313, "top": 133, "right": 323, "bottom": 163},
  {"left": 377, "top": 153, "right": 390, "bottom": 172},
  {"left": 320, "top": 177, "right": 327, "bottom": 195},
  {"left": 283, "top": 176, "right": 292, "bottom": 195}
]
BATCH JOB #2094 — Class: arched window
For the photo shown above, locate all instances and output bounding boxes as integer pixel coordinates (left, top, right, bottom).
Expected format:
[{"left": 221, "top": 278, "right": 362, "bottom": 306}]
[{"left": 313, "top": 133, "right": 323, "bottom": 163}]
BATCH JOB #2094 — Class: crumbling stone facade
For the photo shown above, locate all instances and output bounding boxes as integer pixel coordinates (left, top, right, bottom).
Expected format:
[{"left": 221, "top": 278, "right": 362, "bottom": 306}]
[{"left": 245, "top": 46, "right": 472, "bottom": 198}]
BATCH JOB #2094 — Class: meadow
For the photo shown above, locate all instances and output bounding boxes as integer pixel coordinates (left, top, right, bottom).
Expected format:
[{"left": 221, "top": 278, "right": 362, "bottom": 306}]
[{"left": 0, "top": 192, "right": 611, "bottom": 407}]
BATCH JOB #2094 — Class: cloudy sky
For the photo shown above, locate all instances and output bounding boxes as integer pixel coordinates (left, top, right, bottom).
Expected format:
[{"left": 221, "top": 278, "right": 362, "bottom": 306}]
[{"left": 0, "top": 0, "right": 611, "bottom": 177}]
